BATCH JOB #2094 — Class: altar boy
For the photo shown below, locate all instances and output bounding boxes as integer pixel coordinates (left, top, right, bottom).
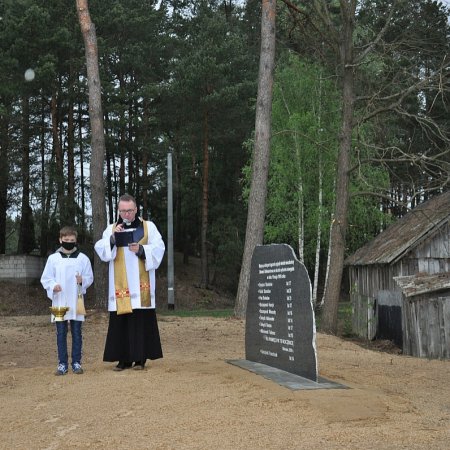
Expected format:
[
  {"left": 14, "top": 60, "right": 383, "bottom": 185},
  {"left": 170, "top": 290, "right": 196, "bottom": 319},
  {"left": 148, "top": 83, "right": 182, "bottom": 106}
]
[{"left": 40, "top": 226, "right": 93, "bottom": 375}]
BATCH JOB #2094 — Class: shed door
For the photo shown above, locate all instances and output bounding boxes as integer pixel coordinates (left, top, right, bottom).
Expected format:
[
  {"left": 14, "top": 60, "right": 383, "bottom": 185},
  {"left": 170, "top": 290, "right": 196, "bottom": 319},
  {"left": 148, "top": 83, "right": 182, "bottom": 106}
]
[{"left": 377, "top": 290, "right": 403, "bottom": 347}]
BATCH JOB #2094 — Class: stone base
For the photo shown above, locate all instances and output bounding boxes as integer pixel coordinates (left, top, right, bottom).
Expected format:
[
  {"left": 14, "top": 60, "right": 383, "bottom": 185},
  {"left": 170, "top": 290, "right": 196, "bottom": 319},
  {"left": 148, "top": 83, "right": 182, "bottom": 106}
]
[{"left": 227, "top": 359, "right": 348, "bottom": 391}]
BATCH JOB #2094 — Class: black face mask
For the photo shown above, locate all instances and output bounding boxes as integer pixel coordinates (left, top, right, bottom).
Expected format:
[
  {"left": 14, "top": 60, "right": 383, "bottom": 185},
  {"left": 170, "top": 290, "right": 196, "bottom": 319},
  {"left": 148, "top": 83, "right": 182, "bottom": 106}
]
[{"left": 61, "top": 241, "right": 76, "bottom": 251}]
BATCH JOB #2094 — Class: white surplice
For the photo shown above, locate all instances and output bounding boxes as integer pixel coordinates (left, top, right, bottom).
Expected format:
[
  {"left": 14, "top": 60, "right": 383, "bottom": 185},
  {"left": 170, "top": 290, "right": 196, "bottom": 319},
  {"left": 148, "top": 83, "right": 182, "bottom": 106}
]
[
  {"left": 94, "top": 220, "right": 165, "bottom": 311},
  {"left": 40, "top": 251, "right": 94, "bottom": 322}
]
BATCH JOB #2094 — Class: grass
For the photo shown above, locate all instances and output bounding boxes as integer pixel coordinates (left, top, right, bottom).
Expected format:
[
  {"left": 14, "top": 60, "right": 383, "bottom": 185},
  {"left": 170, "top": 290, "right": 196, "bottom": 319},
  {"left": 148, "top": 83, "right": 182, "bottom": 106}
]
[
  {"left": 159, "top": 308, "right": 234, "bottom": 318},
  {"left": 337, "top": 301, "right": 354, "bottom": 336},
  {"left": 158, "top": 303, "right": 354, "bottom": 333},
  {"left": 315, "top": 301, "right": 354, "bottom": 336}
]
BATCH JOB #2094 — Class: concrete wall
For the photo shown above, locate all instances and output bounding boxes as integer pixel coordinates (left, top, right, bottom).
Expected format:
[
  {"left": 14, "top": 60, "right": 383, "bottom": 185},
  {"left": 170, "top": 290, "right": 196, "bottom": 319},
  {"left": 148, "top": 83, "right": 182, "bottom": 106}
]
[{"left": 0, "top": 255, "right": 45, "bottom": 285}]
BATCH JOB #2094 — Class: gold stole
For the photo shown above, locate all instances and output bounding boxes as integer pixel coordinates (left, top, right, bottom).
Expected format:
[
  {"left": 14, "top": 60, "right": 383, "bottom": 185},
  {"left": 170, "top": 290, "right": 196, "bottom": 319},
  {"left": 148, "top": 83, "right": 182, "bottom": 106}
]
[{"left": 114, "top": 219, "right": 151, "bottom": 312}]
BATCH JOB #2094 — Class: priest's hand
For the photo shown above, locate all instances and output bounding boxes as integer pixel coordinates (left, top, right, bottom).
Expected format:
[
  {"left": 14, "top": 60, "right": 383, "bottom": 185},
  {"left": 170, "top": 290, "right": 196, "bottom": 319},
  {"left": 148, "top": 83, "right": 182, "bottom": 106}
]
[
  {"left": 115, "top": 223, "right": 125, "bottom": 233},
  {"left": 128, "top": 242, "right": 139, "bottom": 254}
]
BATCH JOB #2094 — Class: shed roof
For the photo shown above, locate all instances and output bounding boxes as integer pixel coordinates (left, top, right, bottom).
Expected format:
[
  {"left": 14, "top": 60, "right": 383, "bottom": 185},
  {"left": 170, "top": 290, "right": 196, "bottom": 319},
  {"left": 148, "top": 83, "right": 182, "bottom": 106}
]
[
  {"left": 345, "top": 191, "right": 450, "bottom": 266},
  {"left": 394, "top": 272, "right": 450, "bottom": 297}
]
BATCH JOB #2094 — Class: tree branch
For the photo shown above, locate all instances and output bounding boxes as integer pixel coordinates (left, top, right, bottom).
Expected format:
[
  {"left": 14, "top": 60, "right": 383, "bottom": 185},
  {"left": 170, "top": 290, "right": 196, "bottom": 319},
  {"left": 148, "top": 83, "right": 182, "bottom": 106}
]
[
  {"left": 357, "top": 64, "right": 450, "bottom": 125},
  {"left": 279, "top": 0, "right": 340, "bottom": 53},
  {"left": 355, "top": 0, "right": 399, "bottom": 64}
]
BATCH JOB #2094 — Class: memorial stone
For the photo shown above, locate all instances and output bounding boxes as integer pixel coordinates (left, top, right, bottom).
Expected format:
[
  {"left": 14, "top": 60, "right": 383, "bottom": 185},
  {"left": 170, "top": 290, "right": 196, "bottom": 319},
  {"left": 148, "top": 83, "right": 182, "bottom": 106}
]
[{"left": 245, "top": 244, "right": 317, "bottom": 381}]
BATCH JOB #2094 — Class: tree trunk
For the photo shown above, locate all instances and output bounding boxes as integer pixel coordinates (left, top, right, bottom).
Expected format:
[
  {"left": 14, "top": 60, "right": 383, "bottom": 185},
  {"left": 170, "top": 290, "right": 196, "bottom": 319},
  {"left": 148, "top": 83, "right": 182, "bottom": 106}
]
[
  {"left": 39, "top": 99, "right": 50, "bottom": 256},
  {"left": 320, "top": 3, "right": 355, "bottom": 334},
  {"left": 127, "top": 102, "right": 134, "bottom": 194},
  {"left": 174, "top": 140, "right": 182, "bottom": 251},
  {"left": 76, "top": 0, "right": 107, "bottom": 308},
  {"left": 51, "top": 91, "right": 64, "bottom": 218},
  {"left": 104, "top": 113, "right": 114, "bottom": 223},
  {"left": 119, "top": 77, "right": 126, "bottom": 197},
  {"left": 17, "top": 97, "right": 36, "bottom": 254},
  {"left": 312, "top": 73, "right": 324, "bottom": 306},
  {"left": 312, "top": 163, "right": 323, "bottom": 306},
  {"left": 0, "top": 106, "right": 10, "bottom": 254},
  {"left": 141, "top": 150, "right": 148, "bottom": 220},
  {"left": 234, "top": 0, "right": 276, "bottom": 318},
  {"left": 112, "top": 151, "right": 119, "bottom": 221},
  {"left": 200, "top": 108, "right": 209, "bottom": 288},
  {"left": 141, "top": 100, "right": 149, "bottom": 218},
  {"left": 106, "top": 145, "right": 114, "bottom": 221},
  {"left": 44, "top": 147, "right": 57, "bottom": 254},
  {"left": 318, "top": 215, "right": 333, "bottom": 310},
  {"left": 78, "top": 101, "right": 86, "bottom": 235},
  {"left": 295, "top": 145, "right": 304, "bottom": 262},
  {"left": 67, "top": 73, "right": 76, "bottom": 224}
]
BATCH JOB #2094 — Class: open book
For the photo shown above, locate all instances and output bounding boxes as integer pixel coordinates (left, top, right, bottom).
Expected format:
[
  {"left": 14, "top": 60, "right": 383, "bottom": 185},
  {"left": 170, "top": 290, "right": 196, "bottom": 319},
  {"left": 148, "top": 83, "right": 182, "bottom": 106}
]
[{"left": 114, "top": 229, "right": 136, "bottom": 247}]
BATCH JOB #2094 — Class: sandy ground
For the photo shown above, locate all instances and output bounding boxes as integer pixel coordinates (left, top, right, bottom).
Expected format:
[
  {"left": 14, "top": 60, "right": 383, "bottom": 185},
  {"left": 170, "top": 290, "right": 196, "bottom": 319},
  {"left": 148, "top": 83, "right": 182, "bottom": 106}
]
[{"left": 0, "top": 312, "right": 449, "bottom": 450}]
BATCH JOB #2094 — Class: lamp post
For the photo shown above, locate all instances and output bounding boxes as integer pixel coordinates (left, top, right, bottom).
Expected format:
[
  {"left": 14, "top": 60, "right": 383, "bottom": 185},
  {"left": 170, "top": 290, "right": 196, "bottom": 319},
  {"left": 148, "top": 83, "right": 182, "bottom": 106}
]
[{"left": 167, "top": 152, "right": 175, "bottom": 310}]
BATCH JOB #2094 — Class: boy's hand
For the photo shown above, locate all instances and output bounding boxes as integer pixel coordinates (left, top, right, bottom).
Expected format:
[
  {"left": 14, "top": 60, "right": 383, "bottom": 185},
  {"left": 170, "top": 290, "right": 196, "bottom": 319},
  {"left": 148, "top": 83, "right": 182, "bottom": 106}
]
[
  {"left": 76, "top": 274, "right": 82, "bottom": 284},
  {"left": 53, "top": 284, "right": 62, "bottom": 292}
]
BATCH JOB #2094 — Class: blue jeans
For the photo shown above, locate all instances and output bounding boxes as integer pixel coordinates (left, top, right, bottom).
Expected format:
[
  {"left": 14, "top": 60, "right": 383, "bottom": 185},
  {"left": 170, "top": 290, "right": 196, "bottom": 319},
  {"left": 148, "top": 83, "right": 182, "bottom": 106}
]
[{"left": 56, "top": 320, "right": 82, "bottom": 367}]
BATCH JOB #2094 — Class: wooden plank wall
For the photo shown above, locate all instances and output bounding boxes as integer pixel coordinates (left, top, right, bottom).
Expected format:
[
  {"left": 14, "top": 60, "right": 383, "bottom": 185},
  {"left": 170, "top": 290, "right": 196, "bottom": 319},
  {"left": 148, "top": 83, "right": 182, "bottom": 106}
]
[
  {"left": 413, "top": 222, "right": 450, "bottom": 260},
  {"left": 402, "top": 293, "right": 450, "bottom": 359},
  {"left": 351, "top": 292, "right": 377, "bottom": 340},
  {"left": 349, "top": 265, "right": 401, "bottom": 339}
]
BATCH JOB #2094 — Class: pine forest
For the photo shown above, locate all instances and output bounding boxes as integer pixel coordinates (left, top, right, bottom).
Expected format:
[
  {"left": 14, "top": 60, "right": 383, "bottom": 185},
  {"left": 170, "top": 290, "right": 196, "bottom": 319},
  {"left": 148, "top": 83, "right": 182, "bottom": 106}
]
[{"left": 1, "top": 0, "right": 449, "bottom": 326}]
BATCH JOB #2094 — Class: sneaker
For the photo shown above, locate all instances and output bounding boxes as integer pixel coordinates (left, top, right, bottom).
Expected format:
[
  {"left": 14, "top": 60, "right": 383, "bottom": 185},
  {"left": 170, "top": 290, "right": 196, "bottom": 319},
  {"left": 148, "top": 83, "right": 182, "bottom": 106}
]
[
  {"left": 55, "top": 363, "right": 68, "bottom": 376},
  {"left": 72, "top": 362, "right": 84, "bottom": 374}
]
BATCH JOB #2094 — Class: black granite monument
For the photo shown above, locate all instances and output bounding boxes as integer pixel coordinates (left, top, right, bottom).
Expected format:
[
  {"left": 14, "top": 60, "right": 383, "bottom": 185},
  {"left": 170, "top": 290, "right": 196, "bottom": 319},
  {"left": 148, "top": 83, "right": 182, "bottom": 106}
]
[{"left": 245, "top": 244, "right": 317, "bottom": 381}]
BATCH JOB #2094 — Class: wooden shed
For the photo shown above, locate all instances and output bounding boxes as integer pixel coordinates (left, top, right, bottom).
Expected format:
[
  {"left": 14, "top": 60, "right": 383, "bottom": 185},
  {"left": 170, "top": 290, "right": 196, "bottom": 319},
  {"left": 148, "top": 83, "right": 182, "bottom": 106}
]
[
  {"left": 345, "top": 191, "right": 450, "bottom": 357},
  {"left": 394, "top": 273, "right": 450, "bottom": 359}
]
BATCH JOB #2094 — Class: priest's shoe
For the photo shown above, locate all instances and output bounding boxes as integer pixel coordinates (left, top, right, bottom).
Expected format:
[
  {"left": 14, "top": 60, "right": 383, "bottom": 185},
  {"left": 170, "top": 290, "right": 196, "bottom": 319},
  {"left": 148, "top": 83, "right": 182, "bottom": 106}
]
[{"left": 114, "top": 361, "right": 132, "bottom": 371}]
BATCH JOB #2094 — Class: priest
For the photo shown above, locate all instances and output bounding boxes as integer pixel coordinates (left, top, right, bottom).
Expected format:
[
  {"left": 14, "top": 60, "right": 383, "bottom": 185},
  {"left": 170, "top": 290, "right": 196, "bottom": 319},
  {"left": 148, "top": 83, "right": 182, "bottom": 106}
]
[{"left": 94, "top": 193, "right": 165, "bottom": 371}]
